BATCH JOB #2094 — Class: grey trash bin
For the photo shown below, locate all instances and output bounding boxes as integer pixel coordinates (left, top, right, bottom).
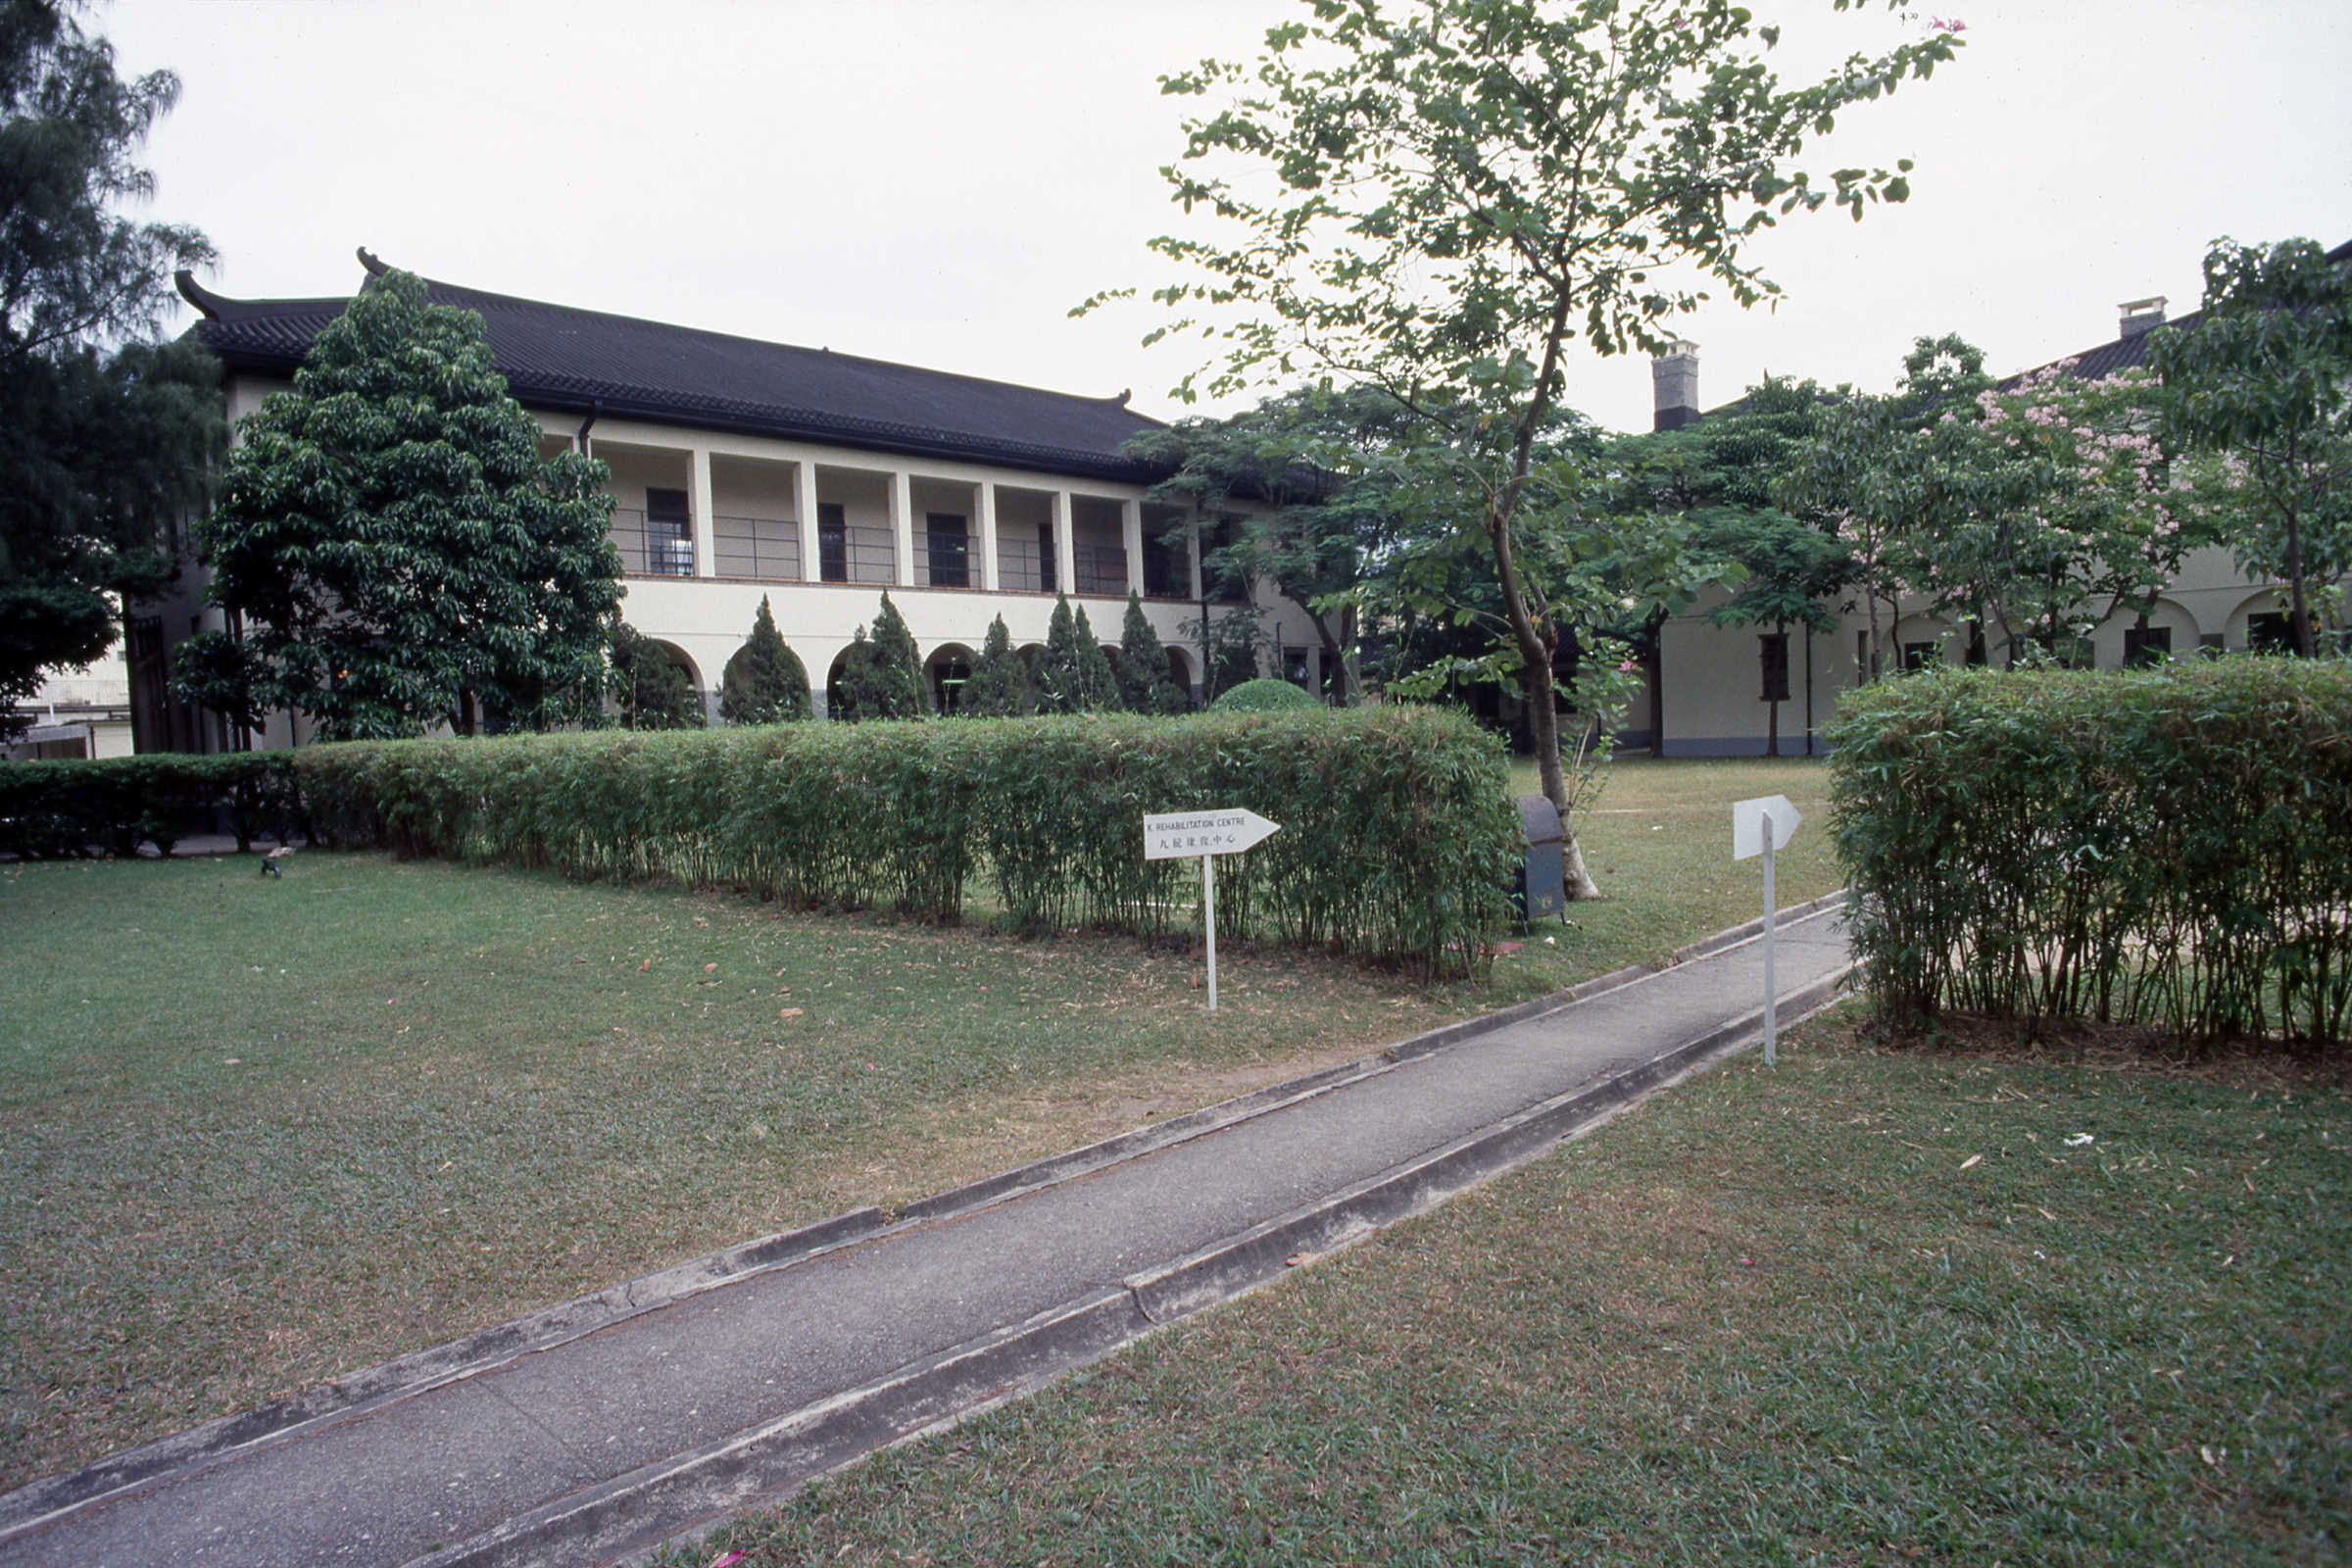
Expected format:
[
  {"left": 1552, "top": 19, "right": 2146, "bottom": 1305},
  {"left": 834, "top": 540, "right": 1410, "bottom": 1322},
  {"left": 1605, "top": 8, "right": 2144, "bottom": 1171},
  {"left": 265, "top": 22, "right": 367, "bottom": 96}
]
[{"left": 1513, "top": 794, "right": 1566, "bottom": 922}]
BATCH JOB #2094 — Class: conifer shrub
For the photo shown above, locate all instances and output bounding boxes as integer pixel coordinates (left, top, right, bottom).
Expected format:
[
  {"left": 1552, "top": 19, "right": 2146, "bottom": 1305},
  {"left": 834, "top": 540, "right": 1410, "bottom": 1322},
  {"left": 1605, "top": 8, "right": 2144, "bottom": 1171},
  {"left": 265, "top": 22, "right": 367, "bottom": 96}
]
[
  {"left": 287, "top": 705, "right": 1516, "bottom": 977},
  {"left": 1116, "top": 591, "right": 1189, "bottom": 713},
  {"left": 828, "top": 595, "right": 925, "bottom": 720},
  {"left": 958, "top": 614, "right": 1036, "bottom": 717},
  {"left": 719, "top": 596, "right": 811, "bottom": 724},
  {"left": 1830, "top": 659, "right": 2352, "bottom": 1049}
]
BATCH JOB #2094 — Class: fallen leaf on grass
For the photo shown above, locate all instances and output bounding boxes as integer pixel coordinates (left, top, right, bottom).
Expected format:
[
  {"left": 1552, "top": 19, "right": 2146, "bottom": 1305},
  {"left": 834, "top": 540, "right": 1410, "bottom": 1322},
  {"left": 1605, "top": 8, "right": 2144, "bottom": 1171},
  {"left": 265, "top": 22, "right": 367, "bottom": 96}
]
[
  {"left": 779, "top": 1007, "right": 804, "bottom": 1020},
  {"left": 1285, "top": 1251, "right": 1314, "bottom": 1268},
  {"left": 704, "top": 962, "right": 718, "bottom": 973},
  {"left": 709, "top": 1550, "right": 746, "bottom": 1567},
  {"left": 1959, "top": 1154, "right": 1983, "bottom": 1170},
  {"left": 639, "top": 959, "right": 652, "bottom": 972}
]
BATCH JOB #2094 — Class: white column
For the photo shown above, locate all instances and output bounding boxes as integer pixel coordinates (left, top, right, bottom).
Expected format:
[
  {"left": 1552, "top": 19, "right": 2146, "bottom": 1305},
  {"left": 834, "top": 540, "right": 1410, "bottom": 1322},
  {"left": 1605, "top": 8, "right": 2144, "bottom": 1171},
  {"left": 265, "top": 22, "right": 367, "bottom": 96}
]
[
  {"left": 689, "top": 447, "right": 716, "bottom": 579},
  {"left": 794, "top": 460, "right": 819, "bottom": 582},
  {"left": 1121, "top": 498, "right": 1145, "bottom": 597},
  {"left": 891, "top": 469, "right": 915, "bottom": 587},
  {"left": 1187, "top": 518, "right": 1204, "bottom": 601},
  {"left": 1052, "top": 490, "right": 1076, "bottom": 597},
  {"left": 978, "top": 481, "right": 1001, "bottom": 592}
]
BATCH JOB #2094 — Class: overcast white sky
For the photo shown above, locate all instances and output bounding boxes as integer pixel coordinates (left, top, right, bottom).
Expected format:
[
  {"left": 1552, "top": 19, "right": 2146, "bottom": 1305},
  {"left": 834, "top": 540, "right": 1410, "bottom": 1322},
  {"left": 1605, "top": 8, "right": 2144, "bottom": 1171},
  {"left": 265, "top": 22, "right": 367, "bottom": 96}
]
[{"left": 102, "top": 0, "right": 2351, "bottom": 435}]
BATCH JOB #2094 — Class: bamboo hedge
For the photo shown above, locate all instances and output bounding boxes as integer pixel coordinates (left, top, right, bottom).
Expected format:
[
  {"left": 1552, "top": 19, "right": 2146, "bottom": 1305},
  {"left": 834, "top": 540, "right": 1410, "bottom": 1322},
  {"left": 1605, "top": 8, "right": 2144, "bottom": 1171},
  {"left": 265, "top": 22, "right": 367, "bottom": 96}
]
[
  {"left": 1829, "top": 659, "right": 2352, "bottom": 1050},
  {"left": 0, "top": 753, "right": 305, "bottom": 859},
  {"left": 285, "top": 708, "right": 1518, "bottom": 978}
]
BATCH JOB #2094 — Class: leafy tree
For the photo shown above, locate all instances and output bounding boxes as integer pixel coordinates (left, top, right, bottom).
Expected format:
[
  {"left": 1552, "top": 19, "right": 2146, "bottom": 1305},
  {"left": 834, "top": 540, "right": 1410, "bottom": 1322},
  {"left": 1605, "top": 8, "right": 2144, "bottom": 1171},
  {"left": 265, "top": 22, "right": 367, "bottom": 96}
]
[
  {"left": 827, "top": 595, "right": 924, "bottom": 721},
  {"left": 958, "top": 612, "right": 1035, "bottom": 717},
  {"left": 1, "top": 0, "right": 218, "bottom": 735},
  {"left": 1186, "top": 604, "right": 1265, "bottom": 702},
  {"left": 610, "top": 623, "right": 702, "bottom": 730},
  {"left": 1126, "top": 385, "right": 1426, "bottom": 705},
  {"left": 1096, "top": 0, "right": 1957, "bottom": 823},
  {"left": 1114, "top": 590, "right": 1188, "bottom": 713},
  {"left": 174, "top": 269, "right": 620, "bottom": 739},
  {"left": 718, "top": 594, "right": 810, "bottom": 723},
  {"left": 1035, "top": 594, "right": 1118, "bottom": 713},
  {"left": 2153, "top": 236, "right": 2352, "bottom": 658},
  {"left": 1607, "top": 377, "right": 1846, "bottom": 751}
]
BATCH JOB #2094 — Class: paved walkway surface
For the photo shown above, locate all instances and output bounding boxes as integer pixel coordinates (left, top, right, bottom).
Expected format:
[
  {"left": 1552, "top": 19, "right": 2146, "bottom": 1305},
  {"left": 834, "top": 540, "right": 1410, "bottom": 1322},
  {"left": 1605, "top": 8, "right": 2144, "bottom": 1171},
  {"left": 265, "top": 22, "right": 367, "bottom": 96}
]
[{"left": 0, "top": 901, "right": 1852, "bottom": 1568}]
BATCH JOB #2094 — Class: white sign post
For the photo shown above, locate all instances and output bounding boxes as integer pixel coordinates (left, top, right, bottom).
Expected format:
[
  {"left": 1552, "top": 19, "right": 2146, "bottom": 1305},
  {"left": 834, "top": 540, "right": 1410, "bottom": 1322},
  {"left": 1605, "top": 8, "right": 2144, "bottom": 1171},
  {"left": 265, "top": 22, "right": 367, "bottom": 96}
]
[
  {"left": 1143, "top": 808, "right": 1282, "bottom": 1010},
  {"left": 1731, "top": 794, "right": 1802, "bottom": 1064}
]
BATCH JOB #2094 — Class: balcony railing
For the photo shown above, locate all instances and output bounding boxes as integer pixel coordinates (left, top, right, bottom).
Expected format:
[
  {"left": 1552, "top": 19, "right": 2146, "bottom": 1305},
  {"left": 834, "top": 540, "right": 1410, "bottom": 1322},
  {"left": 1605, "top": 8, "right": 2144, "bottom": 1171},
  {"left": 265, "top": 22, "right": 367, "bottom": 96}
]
[
  {"left": 611, "top": 508, "right": 693, "bottom": 577},
  {"left": 998, "top": 537, "right": 1053, "bottom": 594},
  {"left": 713, "top": 514, "right": 803, "bottom": 581},
  {"left": 1073, "top": 543, "right": 1129, "bottom": 598}
]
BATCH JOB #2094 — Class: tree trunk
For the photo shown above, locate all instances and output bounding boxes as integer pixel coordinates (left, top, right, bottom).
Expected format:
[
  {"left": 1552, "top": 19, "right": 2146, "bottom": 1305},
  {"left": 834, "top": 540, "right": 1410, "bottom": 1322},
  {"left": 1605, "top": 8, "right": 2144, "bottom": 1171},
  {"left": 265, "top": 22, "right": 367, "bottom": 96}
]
[{"left": 1526, "top": 648, "right": 1603, "bottom": 900}]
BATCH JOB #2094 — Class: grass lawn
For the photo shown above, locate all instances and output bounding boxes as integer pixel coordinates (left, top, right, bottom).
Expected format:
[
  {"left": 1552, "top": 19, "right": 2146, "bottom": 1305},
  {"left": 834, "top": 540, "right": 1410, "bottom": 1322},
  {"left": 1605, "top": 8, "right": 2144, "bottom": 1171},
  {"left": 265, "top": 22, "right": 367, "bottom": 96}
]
[
  {"left": 665, "top": 1012, "right": 2352, "bottom": 1568},
  {"left": 0, "top": 756, "right": 1832, "bottom": 1488}
]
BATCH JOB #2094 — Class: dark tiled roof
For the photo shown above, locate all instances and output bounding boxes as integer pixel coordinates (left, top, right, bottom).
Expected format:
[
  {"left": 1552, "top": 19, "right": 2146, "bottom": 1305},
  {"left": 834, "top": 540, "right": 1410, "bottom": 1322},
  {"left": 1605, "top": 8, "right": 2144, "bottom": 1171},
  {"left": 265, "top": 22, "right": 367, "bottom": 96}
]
[
  {"left": 176, "top": 252, "right": 1167, "bottom": 483},
  {"left": 2004, "top": 236, "right": 2352, "bottom": 388}
]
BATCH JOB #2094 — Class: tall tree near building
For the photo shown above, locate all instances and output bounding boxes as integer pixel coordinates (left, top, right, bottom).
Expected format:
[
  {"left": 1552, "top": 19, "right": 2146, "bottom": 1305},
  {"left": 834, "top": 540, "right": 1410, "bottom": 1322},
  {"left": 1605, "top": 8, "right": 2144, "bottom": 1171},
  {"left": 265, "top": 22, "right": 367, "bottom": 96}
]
[
  {"left": 1125, "top": 385, "right": 1420, "bottom": 706},
  {"left": 719, "top": 595, "right": 810, "bottom": 723},
  {"left": 174, "top": 269, "right": 620, "bottom": 739},
  {"left": 1114, "top": 590, "right": 1187, "bottom": 713},
  {"left": 0, "top": 0, "right": 219, "bottom": 737},
  {"left": 1035, "top": 594, "right": 1118, "bottom": 713},
  {"left": 829, "top": 594, "right": 926, "bottom": 720},
  {"left": 2152, "top": 236, "right": 2352, "bottom": 659},
  {"left": 958, "top": 613, "right": 1035, "bottom": 717},
  {"left": 1090, "top": 0, "right": 1956, "bottom": 893}
]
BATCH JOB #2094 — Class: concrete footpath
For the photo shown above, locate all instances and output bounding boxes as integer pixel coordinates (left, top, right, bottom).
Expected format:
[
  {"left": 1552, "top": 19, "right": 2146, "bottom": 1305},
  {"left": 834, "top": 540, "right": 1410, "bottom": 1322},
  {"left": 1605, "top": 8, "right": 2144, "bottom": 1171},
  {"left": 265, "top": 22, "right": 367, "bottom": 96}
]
[{"left": 0, "top": 898, "right": 1853, "bottom": 1568}]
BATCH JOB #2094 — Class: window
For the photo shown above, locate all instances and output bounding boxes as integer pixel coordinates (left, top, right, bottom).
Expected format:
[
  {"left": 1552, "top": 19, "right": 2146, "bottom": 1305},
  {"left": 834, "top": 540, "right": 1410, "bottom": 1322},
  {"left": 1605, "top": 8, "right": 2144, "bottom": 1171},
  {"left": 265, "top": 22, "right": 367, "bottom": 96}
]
[
  {"left": 2122, "top": 625, "right": 2173, "bottom": 667},
  {"left": 819, "top": 503, "right": 848, "bottom": 583},
  {"left": 1283, "top": 645, "right": 1310, "bottom": 687},
  {"left": 1901, "top": 641, "right": 1939, "bottom": 671},
  {"left": 646, "top": 488, "right": 693, "bottom": 577},
  {"left": 925, "top": 513, "right": 969, "bottom": 588},
  {"left": 1143, "top": 529, "right": 1189, "bottom": 598},
  {"left": 2246, "top": 612, "right": 2294, "bottom": 654},
  {"left": 1037, "top": 522, "right": 1056, "bottom": 595},
  {"left": 1757, "top": 633, "right": 1790, "bottom": 703}
]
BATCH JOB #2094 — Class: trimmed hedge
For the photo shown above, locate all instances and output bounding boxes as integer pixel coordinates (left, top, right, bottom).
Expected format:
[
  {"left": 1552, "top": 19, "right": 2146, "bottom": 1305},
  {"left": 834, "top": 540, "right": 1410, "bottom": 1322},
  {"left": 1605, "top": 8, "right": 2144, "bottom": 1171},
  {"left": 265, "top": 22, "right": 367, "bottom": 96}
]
[
  {"left": 0, "top": 753, "right": 305, "bottom": 859},
  {"left": 1209, "top": 678, "right": 1318, "bottom": 713},
  {"left": 1829, "top": 660, "right": 2352, "bottom": 1049},
  {"left": 291, "top": 707, "right": 1519, "bottom": 978}
]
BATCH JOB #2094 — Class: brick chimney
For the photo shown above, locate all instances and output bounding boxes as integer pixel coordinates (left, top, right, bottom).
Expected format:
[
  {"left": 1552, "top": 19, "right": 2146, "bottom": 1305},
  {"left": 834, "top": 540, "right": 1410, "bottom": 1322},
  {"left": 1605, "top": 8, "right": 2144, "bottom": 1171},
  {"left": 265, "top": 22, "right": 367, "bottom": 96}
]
[
  {"left": 1651, "top": 340, "right": 1700, "bottom": 431},
  {"left": 2119, "top": 297, "right": 2167, "bottom": 340}
]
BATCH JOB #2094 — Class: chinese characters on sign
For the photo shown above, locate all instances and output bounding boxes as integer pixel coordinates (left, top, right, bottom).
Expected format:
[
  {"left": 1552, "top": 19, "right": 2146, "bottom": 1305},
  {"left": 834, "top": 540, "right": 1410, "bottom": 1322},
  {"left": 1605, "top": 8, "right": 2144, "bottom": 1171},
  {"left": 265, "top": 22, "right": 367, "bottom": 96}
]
[{"left": 1141, "top": 809, "right": 1282, "bottom": 862}]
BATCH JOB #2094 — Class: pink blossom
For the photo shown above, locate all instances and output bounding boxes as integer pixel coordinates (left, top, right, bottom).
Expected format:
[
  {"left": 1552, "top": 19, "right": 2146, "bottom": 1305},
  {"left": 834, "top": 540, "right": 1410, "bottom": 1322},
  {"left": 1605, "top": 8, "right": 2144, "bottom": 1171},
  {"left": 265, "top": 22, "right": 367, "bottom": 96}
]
[{"left": 1617, "top": 660, "right": 1638, "bottom": 673}]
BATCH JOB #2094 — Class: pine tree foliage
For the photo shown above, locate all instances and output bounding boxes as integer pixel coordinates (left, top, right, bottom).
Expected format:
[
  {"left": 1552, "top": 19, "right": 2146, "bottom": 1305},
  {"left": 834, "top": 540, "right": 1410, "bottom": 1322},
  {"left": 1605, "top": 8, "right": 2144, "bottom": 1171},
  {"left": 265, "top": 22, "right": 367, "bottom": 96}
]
[
  {"left": 958, "top": 613, "right": 1035, "bottom": 717},
  {"left": 719, "top": 595, "right": 810, "bottom": 724},
  {"left": 828, "top": 596, "right": 925, "bottom": 721},
  {"left": 1115, "top": 591, "right": 1188, "bottom": 713},
  {"left": 1072, "top": 606, "right": 1119, "bottom": 712},
  {"left": 173, "top": 269, "right": 621, "bottom": 739}
]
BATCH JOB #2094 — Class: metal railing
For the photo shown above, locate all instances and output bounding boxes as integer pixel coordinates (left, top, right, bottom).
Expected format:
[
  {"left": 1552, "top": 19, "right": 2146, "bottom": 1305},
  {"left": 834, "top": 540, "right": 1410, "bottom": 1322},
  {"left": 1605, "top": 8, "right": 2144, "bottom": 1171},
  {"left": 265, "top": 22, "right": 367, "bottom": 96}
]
[
  {"left": 1073, "top": 542, "right": 1129, "bottom": 598},
  {"left": 817, "top": 523, "right": 897, "bottom": 584},
  {"left": 611, "top": 508, "right": 694, "bottom": 577},
  {"left": 713, "top": 514, "right": 803, "bottom": 581},
  {"left": 998, "top": 537, "right": 1053, "bottom": 594}
]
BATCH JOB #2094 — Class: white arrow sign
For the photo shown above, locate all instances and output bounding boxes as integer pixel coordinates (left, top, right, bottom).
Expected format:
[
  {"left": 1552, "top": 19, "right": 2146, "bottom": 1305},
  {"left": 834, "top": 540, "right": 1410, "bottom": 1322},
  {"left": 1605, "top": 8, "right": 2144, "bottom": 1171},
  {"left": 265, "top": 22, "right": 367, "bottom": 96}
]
[
  {"left": 1143, "top": 808, "right": 1281, "bottom": 1011},
  {"left": 1143, "top": 808, "right": 1282, "bottom": 862},
  {"left": 1731, "top": 794, "right": 1801, "bottom": 860}
]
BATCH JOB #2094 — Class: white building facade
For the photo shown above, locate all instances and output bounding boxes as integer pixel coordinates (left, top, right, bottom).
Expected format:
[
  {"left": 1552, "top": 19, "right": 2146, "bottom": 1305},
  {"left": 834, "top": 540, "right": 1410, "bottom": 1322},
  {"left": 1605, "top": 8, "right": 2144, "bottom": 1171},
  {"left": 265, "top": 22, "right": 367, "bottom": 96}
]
[{"left": 137, "top": 254, "right": 1329, "bottom": 752}]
